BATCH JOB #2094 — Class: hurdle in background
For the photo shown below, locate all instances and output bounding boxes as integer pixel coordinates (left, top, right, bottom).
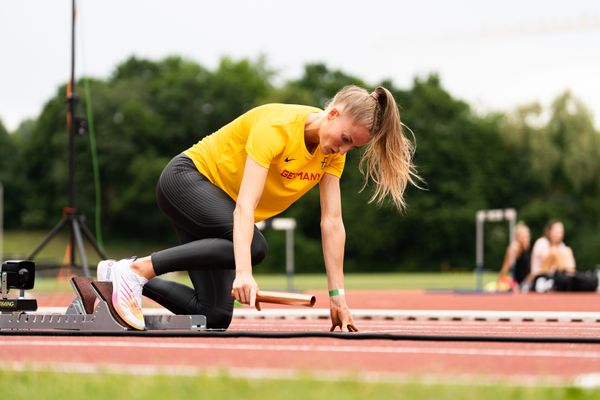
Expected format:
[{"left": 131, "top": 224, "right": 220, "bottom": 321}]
[
  {"left": 475, "top": 208, "right": 516, "bottom": 291},
  {"left": 257, "top": 218, "right": 296, "bottom": 292}
]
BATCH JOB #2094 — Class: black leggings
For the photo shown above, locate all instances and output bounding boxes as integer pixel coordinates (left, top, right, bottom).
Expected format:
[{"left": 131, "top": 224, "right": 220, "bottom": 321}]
[{"left": 141, "top": 154, "right": 268, "bottom": 329}]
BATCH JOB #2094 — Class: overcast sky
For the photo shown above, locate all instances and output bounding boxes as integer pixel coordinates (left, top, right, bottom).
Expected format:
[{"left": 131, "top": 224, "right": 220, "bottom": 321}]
[{"left": 1, "top": 0, "right": 599, "bottom": 131}]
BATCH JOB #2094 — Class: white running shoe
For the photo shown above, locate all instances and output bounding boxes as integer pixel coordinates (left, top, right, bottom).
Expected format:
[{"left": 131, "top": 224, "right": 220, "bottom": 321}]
[
  {"left": 111, "top": 258, "right": 148, "bottom": 330},
  {"left": 534, "top": 277, "right": 554, "bottom": 293},
  {"left": 96, "top": 259, "right": 116, "bottom": 282}
]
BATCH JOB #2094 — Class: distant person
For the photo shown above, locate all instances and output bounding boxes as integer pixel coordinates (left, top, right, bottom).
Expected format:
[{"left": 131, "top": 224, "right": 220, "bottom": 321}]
[
  {"left": 530, "top": 220, "right": 575, "bottom": 277},
  {"left": 524, "top": 220, "right": 597, "bottom": 292},
  {"left": 496, "top": 222, "right": 531, "bottom": 292}
]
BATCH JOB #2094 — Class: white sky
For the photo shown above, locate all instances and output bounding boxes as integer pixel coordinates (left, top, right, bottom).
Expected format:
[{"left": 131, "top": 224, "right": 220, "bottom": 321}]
[{"left": 1, "top": 0, "right": 599, "bottom": 131}]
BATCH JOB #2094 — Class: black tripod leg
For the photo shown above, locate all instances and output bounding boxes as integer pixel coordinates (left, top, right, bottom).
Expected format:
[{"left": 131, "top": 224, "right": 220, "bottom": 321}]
[
  {"left": 72, "top": 218, "right": 91, "bottom": 277},
  {"left": 27, "top": 218, "right": 68, "bottom": 259},
  {"left": 79, "top": 219, "right": 108, "bottom": 259}
]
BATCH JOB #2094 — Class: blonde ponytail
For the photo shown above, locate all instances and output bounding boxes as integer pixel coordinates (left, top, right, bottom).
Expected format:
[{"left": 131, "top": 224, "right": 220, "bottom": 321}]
[{"left": 329, "top": 85, "right": 421, "bottom": 210}]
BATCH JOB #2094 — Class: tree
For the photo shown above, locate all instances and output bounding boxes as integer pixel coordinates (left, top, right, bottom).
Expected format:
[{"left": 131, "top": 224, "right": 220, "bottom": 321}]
[
  {"left": 6, "top": 55, "right": 599, "bottom": 272},
  {"left": 501, "top": 91, "right": 600, "bottom": 268},
  {"left": 0, "top": 120, "right": 22, "bottom": 227}
]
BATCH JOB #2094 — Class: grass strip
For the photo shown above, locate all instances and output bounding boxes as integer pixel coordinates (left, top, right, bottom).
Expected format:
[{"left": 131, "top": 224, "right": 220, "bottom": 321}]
[{"left": 1, "top": 370, "right": 599, "bottom": 400}]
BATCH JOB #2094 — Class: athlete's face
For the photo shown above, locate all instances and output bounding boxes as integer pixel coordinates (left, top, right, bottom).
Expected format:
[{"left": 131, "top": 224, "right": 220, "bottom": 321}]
[
  {"left": 319, "top": 107, "right": 372, "bottom": 155},
  {"left": 548, "top": 222, "right": 564, "bottom": 245},
  {"left": 516, "top": 227, "right": 530, "bottom": 249}
]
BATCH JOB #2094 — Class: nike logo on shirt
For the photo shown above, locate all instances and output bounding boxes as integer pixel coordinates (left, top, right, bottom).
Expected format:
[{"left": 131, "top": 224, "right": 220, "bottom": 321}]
[{"left": 284, "top": 157, "right": 296, "bottom": 162}]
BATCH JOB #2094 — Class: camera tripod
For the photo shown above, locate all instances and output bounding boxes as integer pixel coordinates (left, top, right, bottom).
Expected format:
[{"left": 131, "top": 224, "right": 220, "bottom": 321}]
[{"left": 27, "top": 0, "right": 106, "bottom": 277}]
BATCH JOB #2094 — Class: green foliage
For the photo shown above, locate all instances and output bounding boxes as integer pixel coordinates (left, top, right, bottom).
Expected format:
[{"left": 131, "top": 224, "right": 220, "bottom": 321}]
[
  {"left": 3, "top": 55, "right": 600, "bottom": 271},
  {"left": 500, "top": 91, "right": 600, "bottom": 268},
  {"left": 273, "top": 63, "right": 366, "bottom": 108},
  {"left": 0, "top": 119, "right": 24, "bottom": 226}
]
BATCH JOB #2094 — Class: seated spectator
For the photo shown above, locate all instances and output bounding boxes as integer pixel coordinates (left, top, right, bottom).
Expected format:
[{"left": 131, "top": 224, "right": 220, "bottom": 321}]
[
  {"left": 530, "top": 220, "right": 575, "bottom": 277},
  {"left": 496, "top": 222, "right": 531, "bottom": 292},
  {"left": 525, "top": 220, "right": 597, "bottom": 292}
]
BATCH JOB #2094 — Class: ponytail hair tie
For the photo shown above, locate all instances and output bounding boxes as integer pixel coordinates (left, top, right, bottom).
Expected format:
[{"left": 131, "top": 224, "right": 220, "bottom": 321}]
[{"left": 370, "top": 90, "right": 384, "bottom": 133}]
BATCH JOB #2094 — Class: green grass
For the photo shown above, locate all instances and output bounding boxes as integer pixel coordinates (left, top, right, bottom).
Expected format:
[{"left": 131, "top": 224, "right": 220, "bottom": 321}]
[
  {"left": 2, "top": 230, "right": 168, "bottom": 265},
  {"left": 1, "top": 370, "right": 598, "bottom": 400},
  {"left": 3, "top": 230, "right": 495, "bottom": 293},
  {"left": 254, "top": 271, "right": 494, "bottom": 291},
  {"left": 27, "top": 271, "right": 494, "bottom": 294}
]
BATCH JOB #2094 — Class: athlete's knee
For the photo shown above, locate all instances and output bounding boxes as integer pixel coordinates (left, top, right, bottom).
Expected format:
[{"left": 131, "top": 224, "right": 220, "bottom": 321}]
[
  {"left": 250, "top": 237, "right": 268, "bottom": 265},
  {"left": 205, "top": 307, "right": 233, "bottom": 330},
  {"left": 182, "top": 303, "right": 232, "bottom": 329},
  {"left": 183, "top": 296, "right": 234, "bottom": 330}
]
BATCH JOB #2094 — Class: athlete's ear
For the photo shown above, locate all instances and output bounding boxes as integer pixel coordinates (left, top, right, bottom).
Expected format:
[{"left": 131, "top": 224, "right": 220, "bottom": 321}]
[{"left": 327, "top": 107, "right": 340, "bottom": 120}]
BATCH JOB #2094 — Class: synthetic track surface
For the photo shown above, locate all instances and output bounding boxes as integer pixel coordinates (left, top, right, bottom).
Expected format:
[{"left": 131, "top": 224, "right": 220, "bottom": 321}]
[{"left": 4, "top": 290, "right": 600, "bottom": 385}]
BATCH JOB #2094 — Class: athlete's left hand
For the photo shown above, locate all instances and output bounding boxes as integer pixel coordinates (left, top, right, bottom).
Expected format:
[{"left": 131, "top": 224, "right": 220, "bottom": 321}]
[
  {"left": 329, "top": 296, "right": 358, "bottom": 332},
  {"left": 232, "top": 271, "right": 261, "bottom": 311}
]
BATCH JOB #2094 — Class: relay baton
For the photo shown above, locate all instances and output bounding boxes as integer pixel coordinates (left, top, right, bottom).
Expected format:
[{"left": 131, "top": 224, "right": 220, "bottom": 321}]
[{"left": 231, "top": 290, "right": 316, "bottom": 307}]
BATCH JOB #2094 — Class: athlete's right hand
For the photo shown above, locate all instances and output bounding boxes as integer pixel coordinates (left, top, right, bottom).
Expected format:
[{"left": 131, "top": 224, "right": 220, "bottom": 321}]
[{"left": 232, "top": 271, "right": 261, "bottom": 311}]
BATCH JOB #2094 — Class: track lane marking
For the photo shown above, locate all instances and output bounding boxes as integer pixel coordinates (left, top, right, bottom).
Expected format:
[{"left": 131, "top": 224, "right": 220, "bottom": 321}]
[
  {"left": 2, "top": 339, "right": 600, "bottom": 359},
  {"left": 3, "top": 361, "right": 586, "bottom": 387}
]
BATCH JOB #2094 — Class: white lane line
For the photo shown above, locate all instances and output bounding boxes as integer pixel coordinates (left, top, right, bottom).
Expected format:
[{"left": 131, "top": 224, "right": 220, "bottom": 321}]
[
  {"left": 228, "top": 325, "right": 597, "bottom": 338},
  {"left": 1, "top": 361, "right": 579, "bottom": 387},
  {"left": 230, "top": 322, "right": 600, "bottom": 331},
  {"left": 2, "top": 339, "right": 600, "bottom": 359},
  {"left": 233, "top": 308, "right": 600, "bottom": 322},
  {"left": 226, "top": 327, "right": 599, "bottom": 335},
  {"left": 35, "top": 307, "right": 600, "bottom": 323},
  {"left": 227, "top": 324, "right": 600, "bottom": 335}
]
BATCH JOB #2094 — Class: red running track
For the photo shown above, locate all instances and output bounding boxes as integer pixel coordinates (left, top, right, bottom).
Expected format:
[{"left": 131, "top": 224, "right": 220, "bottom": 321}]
[
  {"left": 4, "top": 290, "right": 600, "bottom": 385},
  {"left": 2, "top": 321, "right": 600, "bottom": 385},
  {"left": 31, "top": 289, "right": 600, "bottom": 311}
]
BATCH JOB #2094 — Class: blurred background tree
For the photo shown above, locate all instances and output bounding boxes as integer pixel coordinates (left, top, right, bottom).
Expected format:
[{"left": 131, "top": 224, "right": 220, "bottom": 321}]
[
  {"left": 3, "top": 56, "right": 599, "bottom": 272},
  {"left": 501, "top": 92, "right": 600, "bottom": 269},
  {"left": 0, "top": 119, "right": 25, "bottom": 227}
]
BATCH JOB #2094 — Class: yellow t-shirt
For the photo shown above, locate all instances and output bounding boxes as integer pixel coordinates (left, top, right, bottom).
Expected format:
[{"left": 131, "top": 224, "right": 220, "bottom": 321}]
[{"left": 184, "top": 103, "right": 346, "bottom": 222}]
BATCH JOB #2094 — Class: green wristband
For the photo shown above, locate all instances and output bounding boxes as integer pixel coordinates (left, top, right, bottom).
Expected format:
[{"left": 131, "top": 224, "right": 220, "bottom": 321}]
[{"left": 328, "top": 288, "right": 345, "bottom": 296}]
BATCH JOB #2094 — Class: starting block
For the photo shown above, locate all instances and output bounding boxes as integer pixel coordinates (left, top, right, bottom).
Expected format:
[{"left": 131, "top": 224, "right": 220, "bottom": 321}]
[{"left": 0, "top": 260, "right": 206, "bottom": 333}]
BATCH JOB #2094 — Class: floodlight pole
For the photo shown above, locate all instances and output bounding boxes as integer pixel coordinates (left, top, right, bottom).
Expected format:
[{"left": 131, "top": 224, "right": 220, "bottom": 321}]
[{"left": 67, "top": 0, "right": 77, "bottom": 265}]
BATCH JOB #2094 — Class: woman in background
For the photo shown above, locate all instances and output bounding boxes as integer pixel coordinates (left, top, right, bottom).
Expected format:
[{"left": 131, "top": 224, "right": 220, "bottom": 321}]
[
  {"left": 496, "top": 222, "right": 531, "bottom": 292},
  {"left": 525, "top": 220, "right": 583, "bottom": 292}
]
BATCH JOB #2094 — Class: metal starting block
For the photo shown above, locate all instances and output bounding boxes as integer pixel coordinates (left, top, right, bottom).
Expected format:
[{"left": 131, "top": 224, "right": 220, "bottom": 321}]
[{"left": 0, "top": 260, "right": 206, "bottom": 333}]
